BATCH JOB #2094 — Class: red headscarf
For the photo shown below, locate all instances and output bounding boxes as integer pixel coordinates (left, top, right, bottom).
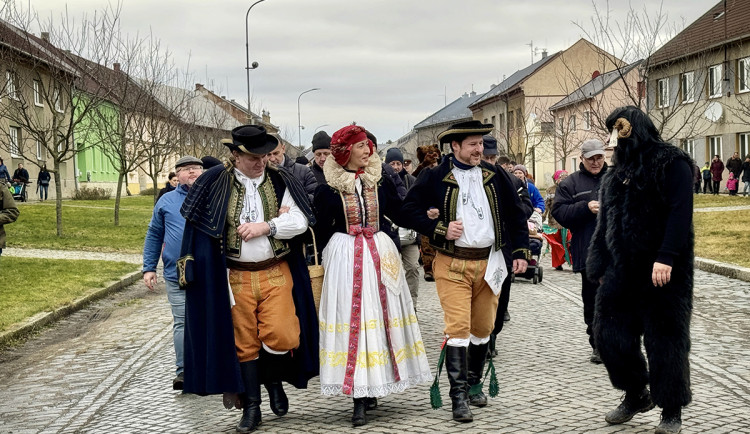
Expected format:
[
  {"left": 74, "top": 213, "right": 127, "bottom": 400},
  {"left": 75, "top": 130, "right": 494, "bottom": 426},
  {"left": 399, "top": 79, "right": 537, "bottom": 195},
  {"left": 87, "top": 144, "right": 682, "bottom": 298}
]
[{"left": 330, "top": 125, "right": 374, "bottom": 167}]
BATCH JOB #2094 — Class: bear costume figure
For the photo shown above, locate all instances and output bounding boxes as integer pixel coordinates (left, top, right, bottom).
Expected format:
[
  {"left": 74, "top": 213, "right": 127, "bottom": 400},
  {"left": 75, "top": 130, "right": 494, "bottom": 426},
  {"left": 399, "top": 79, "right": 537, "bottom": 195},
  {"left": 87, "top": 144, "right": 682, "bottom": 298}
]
[{"left": 586, "top": 106, "right": 693, "bottom": 434}]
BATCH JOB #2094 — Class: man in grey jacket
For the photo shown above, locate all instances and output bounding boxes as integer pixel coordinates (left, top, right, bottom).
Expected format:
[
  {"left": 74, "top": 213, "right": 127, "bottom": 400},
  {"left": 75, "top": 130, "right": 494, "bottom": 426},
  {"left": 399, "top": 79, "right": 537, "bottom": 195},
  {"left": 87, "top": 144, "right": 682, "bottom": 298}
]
[{"left": 268, "top": 136, "right": 317, "bottom": 202}]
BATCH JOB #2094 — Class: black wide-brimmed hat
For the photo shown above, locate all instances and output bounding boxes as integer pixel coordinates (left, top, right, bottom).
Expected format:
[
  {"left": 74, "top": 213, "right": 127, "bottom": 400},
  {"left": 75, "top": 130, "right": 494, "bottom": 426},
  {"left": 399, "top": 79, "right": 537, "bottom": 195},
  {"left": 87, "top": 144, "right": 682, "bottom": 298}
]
[
  {"left": 438, "top": 120, "right": 494, "bottom": 144},
  {"left": 223, "top": 125, "right": 279, "bottom": 155}
]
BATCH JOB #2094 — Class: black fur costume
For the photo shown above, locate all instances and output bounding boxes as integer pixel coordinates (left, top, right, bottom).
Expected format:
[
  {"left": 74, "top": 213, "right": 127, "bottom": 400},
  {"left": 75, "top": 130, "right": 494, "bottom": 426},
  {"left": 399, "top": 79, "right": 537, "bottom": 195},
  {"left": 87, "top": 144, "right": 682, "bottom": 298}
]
[{"left": 586, "top": 106, "right": 694, "bottom": 410}]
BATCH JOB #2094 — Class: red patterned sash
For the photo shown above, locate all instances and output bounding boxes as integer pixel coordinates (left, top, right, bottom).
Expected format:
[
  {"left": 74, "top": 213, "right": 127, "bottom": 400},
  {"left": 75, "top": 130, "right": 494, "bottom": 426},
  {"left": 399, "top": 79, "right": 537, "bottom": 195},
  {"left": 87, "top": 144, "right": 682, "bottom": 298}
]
[{"left": 342, "top": 225, "right": 401, "bottom": 395}]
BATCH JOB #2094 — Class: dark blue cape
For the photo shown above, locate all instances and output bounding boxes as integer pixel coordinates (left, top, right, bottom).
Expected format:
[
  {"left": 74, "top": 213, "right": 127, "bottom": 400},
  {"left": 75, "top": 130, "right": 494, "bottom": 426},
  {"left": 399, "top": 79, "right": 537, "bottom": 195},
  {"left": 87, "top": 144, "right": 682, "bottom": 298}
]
[{"left": 178, "top": 164, "right": 319, "bottom": 395}]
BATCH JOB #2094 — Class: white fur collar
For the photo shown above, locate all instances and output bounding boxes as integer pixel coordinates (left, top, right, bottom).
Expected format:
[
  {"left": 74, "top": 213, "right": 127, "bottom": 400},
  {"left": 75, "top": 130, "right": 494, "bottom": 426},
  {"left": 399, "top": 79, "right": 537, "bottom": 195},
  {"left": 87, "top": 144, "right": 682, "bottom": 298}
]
[{"left": 323, "top": 152, "right": 382, "bottom": 194}]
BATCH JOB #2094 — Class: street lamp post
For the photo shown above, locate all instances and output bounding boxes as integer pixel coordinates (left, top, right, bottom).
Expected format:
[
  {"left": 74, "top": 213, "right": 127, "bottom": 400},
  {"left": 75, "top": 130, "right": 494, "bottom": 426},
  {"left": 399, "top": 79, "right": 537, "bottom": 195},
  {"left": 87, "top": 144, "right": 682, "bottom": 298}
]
[
  {"left": 245, "top": 0, "right": 266, "bottom": 123},
  {"left": 313, "top": 124, "right": 329, "bottom": 134},
  {"left": 297, "top": 88, "right": 320, "bottom": 148}
]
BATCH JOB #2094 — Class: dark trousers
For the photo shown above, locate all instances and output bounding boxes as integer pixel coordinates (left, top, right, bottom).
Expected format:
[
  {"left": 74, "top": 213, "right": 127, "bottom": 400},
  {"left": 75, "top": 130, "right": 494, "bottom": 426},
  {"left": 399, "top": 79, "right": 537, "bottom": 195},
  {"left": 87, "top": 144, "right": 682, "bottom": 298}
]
[
  {"left": 580, "top": 270, "right": 599, "bottom": 350},
  {"left": 712, "top": 180, "right": 720, "bottom": 194},
  {"left": 693, "top": 183, "right": 700, "bottom": 194},
  {"left": 492, "top": 272, "right": 512, "bottom": 335},
  {"left": 702, "top": 179, "right": 712, "bottom": 194}
]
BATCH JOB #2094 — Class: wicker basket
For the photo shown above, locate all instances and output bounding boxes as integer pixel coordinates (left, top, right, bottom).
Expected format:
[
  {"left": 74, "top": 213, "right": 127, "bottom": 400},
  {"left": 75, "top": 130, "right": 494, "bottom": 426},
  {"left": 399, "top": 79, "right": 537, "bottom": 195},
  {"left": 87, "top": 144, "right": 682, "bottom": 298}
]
[{"left": 308, "top": 227, "right": 324, "bottom": 312}]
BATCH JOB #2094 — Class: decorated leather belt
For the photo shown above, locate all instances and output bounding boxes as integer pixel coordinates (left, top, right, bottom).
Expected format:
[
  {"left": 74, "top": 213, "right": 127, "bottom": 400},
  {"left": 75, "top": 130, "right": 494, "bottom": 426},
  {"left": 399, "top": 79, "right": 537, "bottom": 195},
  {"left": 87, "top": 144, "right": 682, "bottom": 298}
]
[
  {"left": 227, "top": 257, "right": 284, "bottom": 272},
  {"left": 446, "top": 246, "right": 492, "bottom": 260}
]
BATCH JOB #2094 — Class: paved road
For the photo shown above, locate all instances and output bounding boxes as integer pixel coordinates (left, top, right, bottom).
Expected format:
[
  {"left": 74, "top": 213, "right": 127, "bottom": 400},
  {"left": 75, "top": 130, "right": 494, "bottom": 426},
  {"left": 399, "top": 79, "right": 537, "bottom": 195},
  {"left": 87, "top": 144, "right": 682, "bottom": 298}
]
[{"left": 1, "top": 256, "right": 748, "bottom": 433}]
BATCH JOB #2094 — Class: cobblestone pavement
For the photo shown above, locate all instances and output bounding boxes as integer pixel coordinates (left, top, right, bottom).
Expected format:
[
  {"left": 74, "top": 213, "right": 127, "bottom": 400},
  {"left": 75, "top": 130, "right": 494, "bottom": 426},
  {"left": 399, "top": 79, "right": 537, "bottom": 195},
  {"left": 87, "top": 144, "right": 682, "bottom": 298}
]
[{"left": 1, "top": 256, "right": 749, "bottom": 433}]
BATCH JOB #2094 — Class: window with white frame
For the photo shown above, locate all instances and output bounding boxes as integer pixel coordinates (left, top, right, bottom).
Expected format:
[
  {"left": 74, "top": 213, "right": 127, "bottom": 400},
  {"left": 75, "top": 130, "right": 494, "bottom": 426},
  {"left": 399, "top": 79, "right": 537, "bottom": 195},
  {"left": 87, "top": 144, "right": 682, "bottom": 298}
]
[
  {"left": 739, "top": 132, "right": 750, "bottom": 158},
  {"left": 10, "top": 126, "right": 21, "bottom": 157},
  {"left": 33, "top": 80, "right": 43, "bottom": 106},
  {"left": 583, "top": 111, "right": 591, "bottom": 130},
  {"left": 681, "top": 138, "right": 696, "bottom": 159},
  {"left": 739, "top": 58, "right": 750, "bottom": 93},
  {"left": 708, "top": 64, "right": 723, "bottom": 98},
  {"left": 657, "top": 78, "right": 669, "bottom": 108},
  {"left": 680, "top": 71, "right": 694, "bottom": 103},
  {"left": 36, "top": 139, "right": 43, "bottom": 160},
  {"left": 709, "top": 135, "right": 722, "bottom": 158},
  {"left": 569, "top": 115, "right": 577, "bottom": 131},
  {"left": 6, "top": 70, "right": 18, "bottom": 100}
]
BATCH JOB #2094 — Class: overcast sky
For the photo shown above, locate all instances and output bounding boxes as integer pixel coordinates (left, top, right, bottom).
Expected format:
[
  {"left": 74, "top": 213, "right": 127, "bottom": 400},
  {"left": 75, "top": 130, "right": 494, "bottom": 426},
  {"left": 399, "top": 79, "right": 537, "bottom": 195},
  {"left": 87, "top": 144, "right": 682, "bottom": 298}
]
[{"left": 27, "top": 0, "right": 713, "bottom": 147}]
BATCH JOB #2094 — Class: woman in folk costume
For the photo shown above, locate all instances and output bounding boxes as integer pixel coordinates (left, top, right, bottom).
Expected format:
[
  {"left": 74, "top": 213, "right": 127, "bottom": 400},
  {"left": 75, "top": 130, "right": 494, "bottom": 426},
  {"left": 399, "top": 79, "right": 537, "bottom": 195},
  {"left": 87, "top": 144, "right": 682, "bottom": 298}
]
[
  {"left": 313, "top": 125, "right": 432, "bottom": 427},
  {"left": 542, "top": 169, "right": 573, "bottom": 270}
]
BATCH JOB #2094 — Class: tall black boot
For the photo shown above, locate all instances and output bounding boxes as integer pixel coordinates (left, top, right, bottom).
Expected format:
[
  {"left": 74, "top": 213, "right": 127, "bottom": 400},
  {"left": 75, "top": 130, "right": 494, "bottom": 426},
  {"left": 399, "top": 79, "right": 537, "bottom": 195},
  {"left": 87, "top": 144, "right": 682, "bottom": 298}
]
[
  {"left": 237, "top": 361, "right": 262, "bottom": 433},
  {"left": 259, "top": 349, "right": 289, "bottom": 417},
  {"left": 445, "top": 345, "right": 473, "bottom": 422},
  {"left": 352, "top": 398, "right": 367, "bottom": 426},
  {"left": 488, "top": 334, "right": 498, "bottom": 359},
  {"left": 467, "top": 342, "right": 489, "bottom": 407}
]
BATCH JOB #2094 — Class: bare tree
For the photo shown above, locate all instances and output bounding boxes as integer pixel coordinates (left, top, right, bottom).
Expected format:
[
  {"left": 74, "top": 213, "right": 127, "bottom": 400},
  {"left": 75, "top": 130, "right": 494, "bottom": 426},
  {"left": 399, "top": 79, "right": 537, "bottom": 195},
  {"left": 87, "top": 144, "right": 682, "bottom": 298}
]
[{"left": 0, "top": 2, "right": 123, "bottom": 236}]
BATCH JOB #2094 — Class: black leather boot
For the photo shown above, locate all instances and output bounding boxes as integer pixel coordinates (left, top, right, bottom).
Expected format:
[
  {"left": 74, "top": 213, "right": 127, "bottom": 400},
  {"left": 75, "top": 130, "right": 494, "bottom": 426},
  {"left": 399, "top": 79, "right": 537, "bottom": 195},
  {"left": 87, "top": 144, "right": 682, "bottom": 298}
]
[
  {"left": 445, "top": 345, "right": 473, "bottom": 422},
  {"left": 237, "top": 361, "right": 262, "bottom": 433},
  {"left": 604, "top": 388, "right": 655, "bottom": 424},
  {"left": 365, "top": 397, "right": 378, "bottom": 411},
  {"left": 467, "top": 342, "right": 489, "bottom": 407},
  {"left": 259, "top": 350, "right": 289, "bottom": 417},
  {"left": 655, "top": 407, "right": 682, "bottom": 434},
  {"left": 352, "top": 398, "right": 367, "bottom": 426},
  {"left": 488, "top": 334, "right": 498, "bottom": 359}
]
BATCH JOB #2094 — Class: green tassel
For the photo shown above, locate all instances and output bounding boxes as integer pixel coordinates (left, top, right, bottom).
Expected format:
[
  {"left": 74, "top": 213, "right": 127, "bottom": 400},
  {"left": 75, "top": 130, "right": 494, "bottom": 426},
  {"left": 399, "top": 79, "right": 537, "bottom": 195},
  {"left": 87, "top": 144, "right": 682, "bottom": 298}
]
[
  {"left": 468, "top": 382, "right": 483, "bottom": 396},
  {"left": 488, "top": 357, "right": 499, "bottom": 398},
  {"left": 430, "top": 345, "right": 447, "bottom": 409}
]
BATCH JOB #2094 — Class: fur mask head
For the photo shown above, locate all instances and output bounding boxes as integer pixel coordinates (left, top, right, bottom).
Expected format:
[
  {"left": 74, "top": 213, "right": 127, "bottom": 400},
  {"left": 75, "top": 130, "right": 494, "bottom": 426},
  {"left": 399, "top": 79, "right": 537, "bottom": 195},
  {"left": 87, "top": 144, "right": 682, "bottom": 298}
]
[
  {"left": 606, "top": 106, "right": 664, "bottom": 167},
  {"left": 417, "top": 144, "right": 441, "bottom": 167}
]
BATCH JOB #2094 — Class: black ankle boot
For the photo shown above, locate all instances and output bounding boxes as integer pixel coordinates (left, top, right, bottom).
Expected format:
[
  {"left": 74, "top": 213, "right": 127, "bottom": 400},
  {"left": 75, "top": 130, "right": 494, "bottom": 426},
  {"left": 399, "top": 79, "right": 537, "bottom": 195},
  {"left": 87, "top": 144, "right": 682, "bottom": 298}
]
[
  {"left": 365, "top": 397, "right": 378, "bottom": 411},
  {"left": 604, "top": 388, "right": 655, "bottom": 424},
  {"left": 655, "top": 407, "right": 682, "bottom": 434},
  {"left": 488, "top": 334, "right": 498, "bottom": 359},
  {"left": 259, "top": 349, "right": 290, "bottom": 416},
  {"left": 445, "top": 346, "right": 473, "bottom": 422},
  {"left": 237, "top": 361, "right": 262, "bottom": 433},
  {"left": 352, "top": 398, "right": 367, "bottom": 426},
  {"left": 467, "top": 342, "right": 490, "bottom": 407}
]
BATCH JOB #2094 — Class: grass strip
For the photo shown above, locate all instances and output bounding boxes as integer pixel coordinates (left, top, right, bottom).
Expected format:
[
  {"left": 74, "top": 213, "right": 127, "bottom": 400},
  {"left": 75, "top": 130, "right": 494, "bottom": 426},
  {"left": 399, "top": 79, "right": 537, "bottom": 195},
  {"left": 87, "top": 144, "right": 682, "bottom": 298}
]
[
  {"left": 694, "top": 209, "right": 750, "bottom": 268},
  {"left": 694, "top": 194, "right": 750, "bottom": 209},
  {"left": 0, "top": 257, "right": 139, "bottom": 332},
  {"left": 10, "top": 196, "right": 153, "bottom": 253}
]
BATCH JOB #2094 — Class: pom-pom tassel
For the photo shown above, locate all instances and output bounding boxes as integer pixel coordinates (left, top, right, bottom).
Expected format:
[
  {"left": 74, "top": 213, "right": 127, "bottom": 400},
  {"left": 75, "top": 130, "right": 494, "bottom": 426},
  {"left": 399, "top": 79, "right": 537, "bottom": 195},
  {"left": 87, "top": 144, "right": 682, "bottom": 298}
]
[{"left": 430, "top": 341, "right": 447, "bottom": 409}]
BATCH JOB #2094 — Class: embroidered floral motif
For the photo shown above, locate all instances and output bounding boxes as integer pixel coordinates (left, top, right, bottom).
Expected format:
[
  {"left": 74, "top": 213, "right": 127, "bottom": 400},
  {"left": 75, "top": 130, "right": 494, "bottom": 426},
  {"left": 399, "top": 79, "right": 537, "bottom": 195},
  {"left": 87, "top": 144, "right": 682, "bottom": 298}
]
[
  {"left": 320, "top": 341, "right": 426, "bottom": 368},
  {"left": 380, "top": 250, "right": 401, "bottom": 282},
  {"left": 319, "top": 314, "right": 419, "bottom": 333}
]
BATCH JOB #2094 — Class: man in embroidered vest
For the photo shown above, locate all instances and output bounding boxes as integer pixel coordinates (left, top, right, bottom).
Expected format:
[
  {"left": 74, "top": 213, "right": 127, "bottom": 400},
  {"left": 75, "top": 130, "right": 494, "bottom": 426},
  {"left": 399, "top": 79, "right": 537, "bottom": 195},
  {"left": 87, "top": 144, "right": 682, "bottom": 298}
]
[
  {"left": 178, "top": 125, "right": 319, "bottom": 433},
  {"left": 402, "top": 120, "right": 530, "bottom": 423}
]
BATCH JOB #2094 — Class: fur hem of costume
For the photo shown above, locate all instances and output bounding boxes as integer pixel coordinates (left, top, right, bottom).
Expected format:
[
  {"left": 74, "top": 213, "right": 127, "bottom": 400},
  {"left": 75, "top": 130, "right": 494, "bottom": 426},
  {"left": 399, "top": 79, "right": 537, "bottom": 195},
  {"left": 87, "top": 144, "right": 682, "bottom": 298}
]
[{"left": 323, "top": 151, "right": 382, "bottom": 193}]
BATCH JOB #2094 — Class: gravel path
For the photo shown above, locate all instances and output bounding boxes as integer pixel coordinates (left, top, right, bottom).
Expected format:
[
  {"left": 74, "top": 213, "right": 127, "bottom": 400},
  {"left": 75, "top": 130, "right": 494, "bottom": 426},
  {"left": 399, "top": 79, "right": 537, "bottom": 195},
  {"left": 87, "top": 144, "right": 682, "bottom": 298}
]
[
  {"left": 2, "top": 247, "right": 142, "bottom": 264},
  {"left": 694, "top": 204, "right": 750, "bottom": 213}
]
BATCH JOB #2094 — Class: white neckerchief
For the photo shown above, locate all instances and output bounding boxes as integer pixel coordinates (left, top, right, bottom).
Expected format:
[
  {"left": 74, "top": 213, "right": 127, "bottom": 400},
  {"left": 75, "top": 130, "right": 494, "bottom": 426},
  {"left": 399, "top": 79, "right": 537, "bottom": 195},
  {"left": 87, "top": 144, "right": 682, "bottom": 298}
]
[
  {"left": 452, "top": 165, "right": 494, "bottom": 248},
  {"left": 234, "top": 169, "right": 265, "bottom": 224}
]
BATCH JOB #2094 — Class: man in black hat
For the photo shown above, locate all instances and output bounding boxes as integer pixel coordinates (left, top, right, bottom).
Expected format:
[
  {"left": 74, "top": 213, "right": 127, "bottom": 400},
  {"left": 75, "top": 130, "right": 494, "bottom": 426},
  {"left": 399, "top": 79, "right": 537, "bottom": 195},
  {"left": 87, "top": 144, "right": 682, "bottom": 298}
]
[
  {"left": 267, "top": 135, "right": 317, "bottom": 202},
  {"left": 143, "top": 155, "right": 203, "bottom": 390},
  {"left": 178, "top": 125, "right": 319, "bottom": 433},
  {"left": 310, "top": 130, "right": 332, "bottom": 186},
  {"left": 402, "top": 120, "right": 530, "bottom": 423}
]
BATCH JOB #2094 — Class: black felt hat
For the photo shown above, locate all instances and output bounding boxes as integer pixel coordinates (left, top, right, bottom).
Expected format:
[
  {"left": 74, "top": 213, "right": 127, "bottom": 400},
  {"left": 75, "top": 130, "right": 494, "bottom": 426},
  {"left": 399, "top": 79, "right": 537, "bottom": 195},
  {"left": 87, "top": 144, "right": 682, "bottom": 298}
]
[
  {"left": 438, "top": 120, "right": 494, "bottom": 144},
  {"left": 223, "top": 125, "right": 279, "bottom": 155},
  {"left": 482, "top": 135, "right": 498, "bottom": 155}
]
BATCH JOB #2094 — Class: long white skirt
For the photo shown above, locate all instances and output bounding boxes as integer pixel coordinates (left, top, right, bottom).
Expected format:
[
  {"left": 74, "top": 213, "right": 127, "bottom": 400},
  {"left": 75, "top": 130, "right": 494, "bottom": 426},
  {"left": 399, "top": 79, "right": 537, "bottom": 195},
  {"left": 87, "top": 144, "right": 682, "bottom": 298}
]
[{"left": 319, "top": 231, "right": 432, "bottom": 398}]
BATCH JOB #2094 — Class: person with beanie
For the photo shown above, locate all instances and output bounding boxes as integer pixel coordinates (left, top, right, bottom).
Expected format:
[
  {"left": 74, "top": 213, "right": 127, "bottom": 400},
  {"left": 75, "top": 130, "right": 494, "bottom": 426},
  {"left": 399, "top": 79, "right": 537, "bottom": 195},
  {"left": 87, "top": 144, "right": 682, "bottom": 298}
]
[
  {"left": 311, "top": 131, "right": 332, "bottom": 186},
  {"left": 268, "top": 135, "right": 318, "bottom": 202},
  {"left": 512, "top": 165, "right": 544, "bottom": 213}
]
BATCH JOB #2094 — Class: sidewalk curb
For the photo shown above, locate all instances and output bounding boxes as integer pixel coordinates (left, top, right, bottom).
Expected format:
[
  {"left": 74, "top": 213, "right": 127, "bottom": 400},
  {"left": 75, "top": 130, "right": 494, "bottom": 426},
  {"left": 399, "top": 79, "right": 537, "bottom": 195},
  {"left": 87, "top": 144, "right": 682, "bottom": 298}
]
[
  {"left": 0, "top": 271, "right": 141, "bottom": 347},
  {"left": 695, "top": 257, "right": 750, "bottom": 282}
]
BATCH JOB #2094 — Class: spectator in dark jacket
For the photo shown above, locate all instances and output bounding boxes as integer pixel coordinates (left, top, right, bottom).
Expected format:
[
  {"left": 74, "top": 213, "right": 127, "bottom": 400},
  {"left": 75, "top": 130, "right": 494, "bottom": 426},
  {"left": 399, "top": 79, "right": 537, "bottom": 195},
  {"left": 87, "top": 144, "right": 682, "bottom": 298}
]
[
  {"left": 268, "top": 136, "right": 317, "bottom": 202},
  {"left": 692, "top": 162, "right": 701, "bottom": 194},
  {"left": 726, "top": 151, "right": 742, "bottom": 179},
  {"left": 741, "top": 155, "right": 750, "bottom": 197},
  {"left": 710, "top": 155, "right": 724, "bottom": 195},
  {"left": 700, "top": 162, "right": 712, "bottom": 194},
  {"left": 37, "top": 165, "right": 51, "bottom": 201},
  {"left": 551, "top": 138, "right": 608, "bottom": 363},
  {"left": 12, "top": 163, "right": 29, "bottom": 183},
  {"left": 310, "top": 131, "right": 332, "bottom": 186},
  {"left": 156, "top": 172, "right": 178, "bottom": 204},
  {"left": 0, "top": 157, "right": 10, "bottom": 183}
]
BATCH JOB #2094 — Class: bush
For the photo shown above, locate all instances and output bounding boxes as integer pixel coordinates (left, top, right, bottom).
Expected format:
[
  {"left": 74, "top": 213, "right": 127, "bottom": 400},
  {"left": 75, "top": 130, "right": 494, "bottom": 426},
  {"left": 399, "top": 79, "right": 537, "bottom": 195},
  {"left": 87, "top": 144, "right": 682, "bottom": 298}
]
[
  {"left": 139, "top": 187, "right": 156, "bottom": 196},
  {"left": 73, "top": 186, "right": 112, "bottom": 200}
]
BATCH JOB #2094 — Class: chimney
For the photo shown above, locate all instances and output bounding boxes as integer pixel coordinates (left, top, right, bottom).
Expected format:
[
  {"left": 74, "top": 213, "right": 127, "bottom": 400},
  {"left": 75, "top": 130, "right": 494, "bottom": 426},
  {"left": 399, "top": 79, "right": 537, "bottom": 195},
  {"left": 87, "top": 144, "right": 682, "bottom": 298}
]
[
  {"left": 541, "top": 49, "right": 548, "bottom": 59},
  {"left": 221, "top": 95, "right": 226, "bottom": 99},
  {"left": 195, "top": 83, "right": 204, "bottom": 91},
  {"left": 470, "top": 91, "right": 476, "bottom": 97},
  {"left": 462, "top": 92, "right": 469, "bottom": 98},
  {"left": 262, "top": 110, "right": 270, "bottom": 123},
  {"left": 113, "top": 62, "right": 120, "bottom": 72},
  {"left": 41, "top": 32, "right": 49, "bottom": 42}
]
